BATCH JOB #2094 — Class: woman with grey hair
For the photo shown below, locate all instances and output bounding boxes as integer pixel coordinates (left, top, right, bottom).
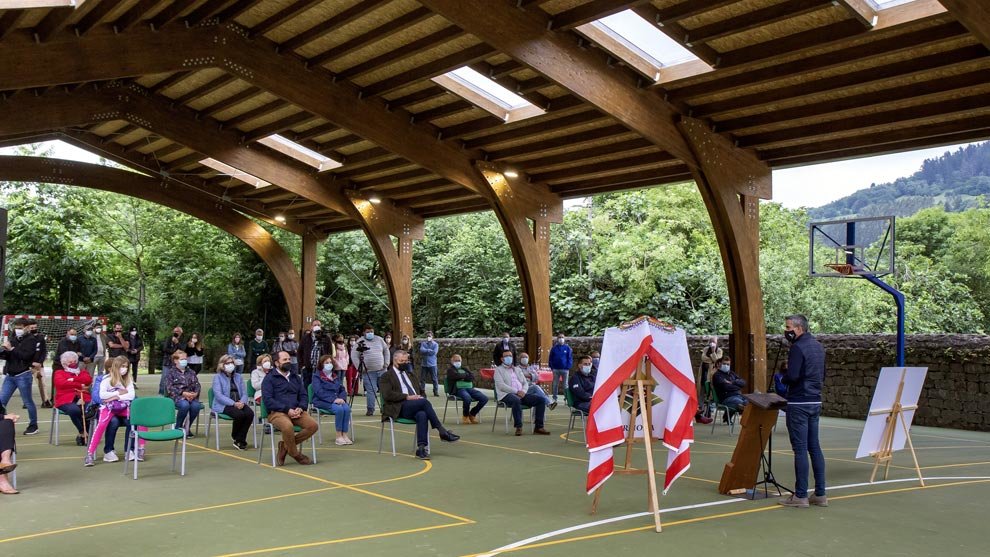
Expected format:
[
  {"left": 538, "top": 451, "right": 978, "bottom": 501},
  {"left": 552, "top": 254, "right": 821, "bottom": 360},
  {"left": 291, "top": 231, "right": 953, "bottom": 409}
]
[{"left": 52, "top": 351, "right": 93, "bottom": 446}]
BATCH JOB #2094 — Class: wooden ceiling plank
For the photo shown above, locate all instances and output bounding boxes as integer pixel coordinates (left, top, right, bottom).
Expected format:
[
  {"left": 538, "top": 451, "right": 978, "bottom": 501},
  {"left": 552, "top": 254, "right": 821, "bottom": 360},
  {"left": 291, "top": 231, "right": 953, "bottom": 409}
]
[
  {"left": 32, "top": 6, "right": 75, "bottom": 43},
  {"left": 652, "top": 0, "right": 743, "bottom": 24},
  {"left": 717, "top": 19, "right": 868, "bottom": 68},
  {"left": 214, "top": 0, "right": 265, "bottom": 23},
  {"left": 150, "top": 0, "right": 198, "bottom": 29},
  {"left": 173, "top": 73, "right": 237, "bottom": 105},
  {"left": 487, "top": 124, "right": 631, "bottom": 159},
  {"left": 530, "top": 153, "right": 673, "bottom": 183},
  {"left": 360, "top": 43, "right": 495, "bottom": 98},
  {"left": 280, "top": 0, "right": 390, "bottom": 51},
  {"left": 112, "top": 0, "right": 161, "bottom": 33},
  {"left": 289, "top": 122, "right": 337, "bottom": 142},
  {"left": 632, "top": 4, "right": 721, "bottom": 66},
  {"left": 243, "top": 112, "right": 320, "bottom": 143},
  {"left": 184, "top": 0, "right": 233, "bottom": 26},
  {"left": 250, "top": 0, "right": 323, "bottom": 37},
  {"left": 939, "top": 0, "right": 990, "bottom": 49},
  {"left": 835, "top": 0, "right": 879, "bottom": 28},
  {"left": 220, "top": 99, "right": 289, "bottom": 128},
  {"left": 338, "top": 26, "right": 465, "bottom": 79},
  {"left": 305, "top": 7, "right": 433, "bottom": 66},
  {"left": 200, "top": 86, "right": 262, "bottom": 117},
  {"left": 74, "top": 0, "right": 123, "bottom": 36},
  {"left": 686, "top": 0, "right": 834, "bottom": 46},
  {"left": 549, "top": 0, "right": 650, "bottom": 31},
  {"left": 520, "top": 138, "right": 659, "bottom": 170},
  {"left": 0, "top": 9, "right": 28, "bottom": 41}
]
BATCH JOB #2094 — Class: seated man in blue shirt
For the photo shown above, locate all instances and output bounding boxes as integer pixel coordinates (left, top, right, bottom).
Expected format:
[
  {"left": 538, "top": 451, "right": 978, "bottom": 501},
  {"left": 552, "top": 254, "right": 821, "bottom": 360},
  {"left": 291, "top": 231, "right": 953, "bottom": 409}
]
[
  {"left": 261, "top": 351, "right": 318, "bottom": 466},
  {"left": 567, "top": 355, "right": 596, "bottom": 414},
  {"left": 711, "top": 356, "right": 748, "bottom": 414}
]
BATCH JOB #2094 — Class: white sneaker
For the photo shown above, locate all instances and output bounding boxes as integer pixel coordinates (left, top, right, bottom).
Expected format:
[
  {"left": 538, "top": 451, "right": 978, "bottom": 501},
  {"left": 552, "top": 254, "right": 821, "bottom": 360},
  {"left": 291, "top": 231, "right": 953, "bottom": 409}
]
[
  {"left": 103, "top": 450, "right": 119, "bottom": 463},
  {"left": 335, "top": 438, "right": 347, "bottom": 446},
  {"left": 126, "top": 450, "right": 137, "bottom": 462}
]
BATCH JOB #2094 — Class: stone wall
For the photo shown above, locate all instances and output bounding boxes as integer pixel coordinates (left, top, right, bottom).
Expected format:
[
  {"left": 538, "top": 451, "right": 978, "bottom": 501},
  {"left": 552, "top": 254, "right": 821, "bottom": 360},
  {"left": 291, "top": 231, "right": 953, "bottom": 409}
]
[{"left": 426, "top": 334, "right": 990, "bottom": 431}]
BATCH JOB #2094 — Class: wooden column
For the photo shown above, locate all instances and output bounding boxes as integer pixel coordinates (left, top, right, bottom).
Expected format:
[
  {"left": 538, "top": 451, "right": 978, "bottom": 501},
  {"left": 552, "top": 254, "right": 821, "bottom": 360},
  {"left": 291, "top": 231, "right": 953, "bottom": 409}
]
[
  {"left": 346, "top": 193, "right": 424, "bottom": 340},
  {"left": 300, "top": 234, "right": 320, "bottom": 332},
  {"left": 475, "top": 162, "right": 563, "bottom": 365},
  {"left": 678, "top": 117, "right": 770, "bottom": 391}
]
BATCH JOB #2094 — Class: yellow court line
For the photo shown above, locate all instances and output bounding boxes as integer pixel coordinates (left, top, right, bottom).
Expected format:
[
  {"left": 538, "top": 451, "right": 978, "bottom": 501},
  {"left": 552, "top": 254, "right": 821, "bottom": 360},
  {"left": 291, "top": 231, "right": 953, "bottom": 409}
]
[
  {"left": 920, "top": 460, "right": 990, "bottom": 470},
  {"left": 203, "top": 446, "right": 475, "bottom": 524},
  {"left": 461, "top": 479, "right": 990, "bottom": 557},
  {"left": 16, "top": 449, "right": 210, "bottom": 462},
  {"left": 214, "top": 521, "right": 468, "bottom": 557}
]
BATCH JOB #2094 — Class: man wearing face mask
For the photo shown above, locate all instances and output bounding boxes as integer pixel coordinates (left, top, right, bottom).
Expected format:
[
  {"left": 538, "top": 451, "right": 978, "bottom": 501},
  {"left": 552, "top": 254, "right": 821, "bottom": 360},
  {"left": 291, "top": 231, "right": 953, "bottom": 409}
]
[
  {"left": 567, "top": 355, "right": 596, "bottom": 414},
  {"left": 93, "top": 324, "right": 108, "bottom": 374},
  {"left": 79, "top": 326, "right": 99, "bottom": 373},
  {"left": 165, "top": 350, "right": 202, "bottom": 437},
  {"left": 159, "top": 326, "right": 183, "bottom": 394},
  {"left": 418, "top": 331, "right": 439, "bottom": 397},
  {"left": 55, "top": 328, "right": 82, "bottom": 370},
  {"left": 380, "top": 350, "right": 459, "bottom": 459},
  {"left": 248, "top": 329, "right": 270, "bottom": 373},
  {"left": 711, "top": 356, "right": 748, "bottom": 414},
  {"left": 0, "top": 318, "right": 46, "bottom": 434},
  {"left": 590, "top": 351, "right": 601, "bottom": 375},
  {"left": 491, "top": 332, "right": 516, "bottom": 366},
  {"left": 299, "top": 320, "right": 332, "bottom": 389},
  {"left": 127, "top": 327, "right": 144, "bottom": 380},
  {"left": 351, "top": 324, "right": 389, "bottom": 416},
  {"left": 262, "top": 351, "right": 318, "bottom": 465},
  {"left": 519, "top": 352, "right": 553, "bottom": 409},
  {"left": 779, "top": 314, "right": 827, "bottom": 509},
  {"left": 548, "top": 333, "right": 573, "bottom": 407},
  {"left": 445, "top": 354, "right": 487, "bottom": 424},
  {"left": 494, "top": 350, "right": 550, "bottom": 436},
  {"left": 700, "top": 337, "right": 722, "bottom": 388}
]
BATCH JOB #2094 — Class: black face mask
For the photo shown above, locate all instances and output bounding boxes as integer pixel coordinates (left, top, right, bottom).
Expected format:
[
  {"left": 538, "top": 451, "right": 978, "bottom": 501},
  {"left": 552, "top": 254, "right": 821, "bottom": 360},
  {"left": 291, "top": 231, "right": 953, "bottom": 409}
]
[
  {"left": 784, "top": 330, "right": 797, "bottom": 343},
  {"left": 279, "top": 362, "right": 292, "bottom": 373}
]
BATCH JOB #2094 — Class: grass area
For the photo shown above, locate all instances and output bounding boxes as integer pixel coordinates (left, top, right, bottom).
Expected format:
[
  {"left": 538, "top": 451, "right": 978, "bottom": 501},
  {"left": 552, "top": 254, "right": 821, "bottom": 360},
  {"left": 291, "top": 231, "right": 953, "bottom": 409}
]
[{"left": 2, "top": 373, "right": 989, "bottom": 557}]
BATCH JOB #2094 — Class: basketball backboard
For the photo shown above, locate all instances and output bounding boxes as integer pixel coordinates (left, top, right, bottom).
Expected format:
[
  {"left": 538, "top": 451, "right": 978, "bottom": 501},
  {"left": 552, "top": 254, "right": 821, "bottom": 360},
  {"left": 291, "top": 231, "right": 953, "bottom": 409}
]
[{"left": 809, "top": 216, "right": 894, "bottom": 278}]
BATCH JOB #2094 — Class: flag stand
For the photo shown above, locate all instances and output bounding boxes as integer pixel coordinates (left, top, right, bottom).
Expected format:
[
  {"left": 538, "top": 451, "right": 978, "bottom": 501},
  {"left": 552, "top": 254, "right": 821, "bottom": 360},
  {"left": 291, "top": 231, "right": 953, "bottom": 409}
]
[
  {"left": 869, "top": 368, "right": 924, "bottom": 486},
  {"left": 590, "top": 356, "right": 663, "bottom": 533}
]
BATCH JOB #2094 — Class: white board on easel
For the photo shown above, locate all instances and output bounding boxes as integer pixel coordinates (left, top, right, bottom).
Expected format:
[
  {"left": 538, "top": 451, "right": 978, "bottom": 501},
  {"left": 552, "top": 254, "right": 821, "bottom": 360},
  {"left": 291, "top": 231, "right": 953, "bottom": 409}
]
[{"left": 855, "top": 367, "right": 928, "bottom": 459}]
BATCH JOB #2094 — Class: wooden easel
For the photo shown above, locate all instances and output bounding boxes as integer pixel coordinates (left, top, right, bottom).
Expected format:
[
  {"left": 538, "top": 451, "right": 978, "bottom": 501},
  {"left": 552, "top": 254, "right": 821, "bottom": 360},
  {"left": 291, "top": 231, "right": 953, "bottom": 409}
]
[
  {"left": 590, "top": 356, "right": 663, "bottom": 533},
  {"left": 869, "top": 368, "right": 924, "bottom": 486}
]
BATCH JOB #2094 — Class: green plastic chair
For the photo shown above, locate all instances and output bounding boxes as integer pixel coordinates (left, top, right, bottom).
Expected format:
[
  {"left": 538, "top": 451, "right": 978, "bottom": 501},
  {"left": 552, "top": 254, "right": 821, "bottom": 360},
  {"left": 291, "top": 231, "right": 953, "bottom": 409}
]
[
  {"left": 257, "top": 399, "right": 317, "bottom": 467},
  {"left": 246, "top": 381, "right": 261, "bottom": 448},
  {"left": 563, "top": 387, "right": 588, "bottom": 444},
  {"left": 308, "top": 384, "right": 355, "bottom": 445},
  {"left": 705, "top": 382, "right": 737, "bottom": 434},
  {"left": 123, "top": 397, "right": 187, "bottom": 480},
  {"left": 376, "top": 391, "right": 428, "bottom": 456},
  {"left": 491, "top": 387, "right": 533, "bottom": 434},
  {"left": 442, "top": 376, "right": 482, "bottom": 424}
]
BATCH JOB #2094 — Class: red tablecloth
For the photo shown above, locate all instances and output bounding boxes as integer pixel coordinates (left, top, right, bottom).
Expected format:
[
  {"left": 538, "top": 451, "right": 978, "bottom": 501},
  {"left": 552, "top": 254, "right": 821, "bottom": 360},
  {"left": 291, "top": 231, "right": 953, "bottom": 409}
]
[{"left": 479, "top": 367, "right": 552, "bottom": 383}]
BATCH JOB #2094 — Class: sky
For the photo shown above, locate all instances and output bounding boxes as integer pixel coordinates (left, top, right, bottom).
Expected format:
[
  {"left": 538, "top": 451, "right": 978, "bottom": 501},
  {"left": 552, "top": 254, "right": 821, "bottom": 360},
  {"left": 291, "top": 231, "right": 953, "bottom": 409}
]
[{"left": 0, "top": 139, "right": 981, "bottom": 210}]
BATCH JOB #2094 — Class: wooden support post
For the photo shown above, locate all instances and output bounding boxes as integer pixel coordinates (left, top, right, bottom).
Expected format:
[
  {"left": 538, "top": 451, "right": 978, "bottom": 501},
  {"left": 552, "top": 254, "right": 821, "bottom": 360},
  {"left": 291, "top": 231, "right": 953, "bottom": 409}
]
[
  {"left": 678, "top": 118, "right": 770, "bottom": 392},
  {"left": 300, "top": 234, "right": 320, "bottom": 332},
  {"left": 346, "top": 193, "right": 424, "bottom": 341},
  {"left": 475, "top": 162, "right": 562, "bottom": 365}
]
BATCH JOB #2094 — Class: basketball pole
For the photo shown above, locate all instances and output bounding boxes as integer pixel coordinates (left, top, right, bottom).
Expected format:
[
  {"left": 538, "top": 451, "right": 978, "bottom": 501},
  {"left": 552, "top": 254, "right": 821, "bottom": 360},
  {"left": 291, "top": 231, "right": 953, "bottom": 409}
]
[{"left": 846, "top": 222, "right": 905, "bottom": 366}]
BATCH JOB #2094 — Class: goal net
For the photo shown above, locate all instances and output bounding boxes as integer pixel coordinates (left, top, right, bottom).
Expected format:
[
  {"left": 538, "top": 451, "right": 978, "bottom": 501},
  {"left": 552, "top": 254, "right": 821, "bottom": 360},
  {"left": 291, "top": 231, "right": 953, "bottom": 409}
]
[{"left": 2, "top": 314, "right": 107, "bottom": 366}]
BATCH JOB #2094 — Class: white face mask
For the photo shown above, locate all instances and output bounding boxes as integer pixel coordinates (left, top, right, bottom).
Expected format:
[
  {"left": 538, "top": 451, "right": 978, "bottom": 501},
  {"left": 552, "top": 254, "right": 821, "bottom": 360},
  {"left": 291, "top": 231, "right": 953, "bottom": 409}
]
[
  {"left": 68, "top": 334, "right": 78, "bottom": 342},
  {"left": 255, "top": 335, "right": 263, "bottom": 342},
  {"left": 519, "top": 357, "right": 529, "bottom": 366},
  {"left": 262, "top": 361, "right": 272, "bottom": 370},
  {"left": 322, "top": 363, "right": 333, "bottom": 372},
  {"left": 312, "top": 326, "right": 321, "bottom": 333},
  {"left": 452, "top": 361, "right": 461, "bottom": 369},
  {"left": 720, "top": 365, "right": 730, "bottom": 372},
  {"left": 85, "top": 330, "right": 93, "bottom": 337},
  {"left": 94, "top": 328, "right": 102, "bottom": 334},
  {"left": 427, "top": 336, "right": 433, "bottom": 341},
  {"left": 223, "top": 363, "right": 236, "bottom": 373},
  {"left": 14, "top": 328, "right": 24, "bottom": 337},
  {"left": 120, "top": 367, "right": 129, "bottom": 375},
  {"left": 287, "top": 334, "right": 294, "bottom": 340},
  {"left": 580, "top": 365, "right": 592, "bottom": 375}
]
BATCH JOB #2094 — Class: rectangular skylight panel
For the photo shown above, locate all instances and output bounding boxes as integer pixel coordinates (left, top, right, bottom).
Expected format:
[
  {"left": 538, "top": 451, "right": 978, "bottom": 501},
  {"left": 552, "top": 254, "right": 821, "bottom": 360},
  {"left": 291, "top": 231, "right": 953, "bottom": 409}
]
[
  {"left": 257, "top": 134, "right": 342, "bottom": 172},
  {"left": 432, "top": 66, "right": 545, "bottom": 123},
  {"left": 0, "top": 0, "right": 83, "bottom": 8},
  {"left": 594, "top": 10, "right": 699, "bottom": 68},
  {"left": 199, "top": 158, "right": 270, "bottom": 188}
]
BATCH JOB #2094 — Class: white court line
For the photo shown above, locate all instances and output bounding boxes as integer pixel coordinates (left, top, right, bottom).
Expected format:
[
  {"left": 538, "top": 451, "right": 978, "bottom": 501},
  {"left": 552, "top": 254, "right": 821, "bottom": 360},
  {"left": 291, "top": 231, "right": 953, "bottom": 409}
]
[{"left": 476, "top": 475, "right": 990, "bottom": 557}]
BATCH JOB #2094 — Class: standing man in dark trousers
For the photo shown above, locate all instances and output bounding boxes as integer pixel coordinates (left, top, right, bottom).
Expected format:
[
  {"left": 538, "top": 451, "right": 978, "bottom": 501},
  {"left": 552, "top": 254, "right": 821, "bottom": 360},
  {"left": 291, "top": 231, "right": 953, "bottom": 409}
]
[
  {"left": 779, "top": 314, "right": 828, "bottom": 508},
  {"left": 299, "top": 320, "right": 331, "bottom": 389},
  {"left": 0, "top": 318, "right": 46, "bottom": 435}
]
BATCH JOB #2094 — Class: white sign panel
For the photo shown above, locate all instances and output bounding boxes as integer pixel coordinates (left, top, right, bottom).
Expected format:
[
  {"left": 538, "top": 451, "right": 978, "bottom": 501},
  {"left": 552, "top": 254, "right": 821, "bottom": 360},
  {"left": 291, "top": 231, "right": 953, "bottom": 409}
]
[{"left": 855, "top": 367, "right": 928, "bottom": 459}]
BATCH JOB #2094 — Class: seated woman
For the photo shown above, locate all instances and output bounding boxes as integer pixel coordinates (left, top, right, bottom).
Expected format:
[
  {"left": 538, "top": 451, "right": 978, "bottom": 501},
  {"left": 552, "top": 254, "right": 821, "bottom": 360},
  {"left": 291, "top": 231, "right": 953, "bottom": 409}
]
[
  {"left": 85, "top": 356, "right": 145, "bottom": 466},
  {"left": 311, "top": 354, "right": 353, "bottom": 445},
  {"left": 53, "top": 351, "right": 93, "bottom": 446},
  {"left": 166, "top": 350, "right": 202, "bottom": 436},
  {"left": 0, "top": 405, "right": 19, "bottom": 494},
  {"left": 250, "top": 354, "right": 273, "bottom": 404},
  {"left": 212, "top": 356, "right": 254, "bottom": 450}
]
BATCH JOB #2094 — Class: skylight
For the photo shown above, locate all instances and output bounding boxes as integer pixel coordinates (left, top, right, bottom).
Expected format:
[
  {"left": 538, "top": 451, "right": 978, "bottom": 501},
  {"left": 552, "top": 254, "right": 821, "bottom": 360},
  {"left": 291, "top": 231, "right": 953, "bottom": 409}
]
[
  {"left": 0, "top": 0, "right": 85, "bottom": 8},
  {"left": 871, "top": 0, "right": 915, "bottom": 8},
  {"left": 257, "top": 134, "right": 341, "bottom": 172},
  {"left": 432, "top": 67, "right": 544, "bottom": 123},
  {"left": 577, "top": 10, "right": 705, "bottom": 81},
  {"left": 199, "top": 158, "right": 270, "bottom": 188}
]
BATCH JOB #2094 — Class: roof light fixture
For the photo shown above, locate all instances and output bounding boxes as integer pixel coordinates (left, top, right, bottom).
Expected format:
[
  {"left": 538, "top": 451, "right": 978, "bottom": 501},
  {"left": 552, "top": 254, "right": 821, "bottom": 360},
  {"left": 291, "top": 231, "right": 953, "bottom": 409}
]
[
  {"left": 199, "top": 158, "right": 270, "bottom": 188},
  {"left": 257, "top": 134, "right": 342, "bottom": 172},
  {"left": 433, "top": 67, "right": 545, "bottom": 123}
]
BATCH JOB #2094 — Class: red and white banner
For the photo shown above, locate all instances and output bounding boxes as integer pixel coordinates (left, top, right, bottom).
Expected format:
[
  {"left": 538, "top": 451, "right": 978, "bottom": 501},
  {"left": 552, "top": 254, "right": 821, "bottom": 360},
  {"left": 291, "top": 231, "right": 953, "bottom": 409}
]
[{"left": 586, "top": 319, "right": 697, "bottom": 495}]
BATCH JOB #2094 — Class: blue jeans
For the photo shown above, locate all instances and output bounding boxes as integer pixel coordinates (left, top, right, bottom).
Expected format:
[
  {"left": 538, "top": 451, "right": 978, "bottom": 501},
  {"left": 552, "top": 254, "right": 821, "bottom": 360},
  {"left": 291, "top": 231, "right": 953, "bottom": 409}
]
[
  {"left": 527, "top": 385, "right": 551, "bottom": 404},
  {"left": 455, "top": 388, "right": 488, "bottom": 416},
  {"left": 723, "top": 395, "right": 748, "bottom": 413},
  {"left": 786, "top": 404, "right": 826, "bottom": 498},
  {"left": 0, "top": 372, "right": 37, "bottom": 426},
  {"left": 174, "top": 398, "right": 203, "bottom": 430},
  {"left": 500, "top": 393, "right": 546, "bottom": 429},
  {"left": 314, "top": 401, "right": 351, "bottom": 433},
  {"left": 421, "top": 366, "right": 438, "bottom": 395},
  {"left": 363, "top": 370, "right": 383, "bottom": 412},
  {"left": 551, "top": 369, "right": 568, "bottom": 401}
]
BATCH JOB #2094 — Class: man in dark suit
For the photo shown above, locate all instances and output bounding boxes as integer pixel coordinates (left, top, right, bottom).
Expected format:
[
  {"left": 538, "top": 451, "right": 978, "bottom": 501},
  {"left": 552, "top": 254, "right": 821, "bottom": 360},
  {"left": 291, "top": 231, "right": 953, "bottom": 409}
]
[{"left": 380, "top": 350, "right": 459, "bottom": 460}]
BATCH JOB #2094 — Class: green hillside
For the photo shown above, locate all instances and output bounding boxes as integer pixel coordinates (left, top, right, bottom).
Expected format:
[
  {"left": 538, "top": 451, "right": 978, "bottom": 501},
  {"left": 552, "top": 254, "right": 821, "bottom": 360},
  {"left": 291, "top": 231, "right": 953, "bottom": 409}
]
[{"left": 808, "top": 141, "right": 990, "bottom": 220}]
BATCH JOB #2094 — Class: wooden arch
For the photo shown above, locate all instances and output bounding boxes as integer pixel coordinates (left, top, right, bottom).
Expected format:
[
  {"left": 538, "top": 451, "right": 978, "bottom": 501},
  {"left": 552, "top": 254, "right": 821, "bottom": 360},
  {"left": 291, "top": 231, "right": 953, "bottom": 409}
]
[{"left": 0, "top": 155, "right": 303, "bottom": 330}]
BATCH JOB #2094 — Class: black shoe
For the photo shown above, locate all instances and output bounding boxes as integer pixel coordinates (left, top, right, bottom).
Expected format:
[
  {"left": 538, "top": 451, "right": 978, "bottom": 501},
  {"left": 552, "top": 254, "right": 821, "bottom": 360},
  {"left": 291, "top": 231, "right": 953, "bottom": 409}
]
[
  {"left": 23, "top": 424, "right": 39, "bottom": 435},
  {"left": 76, "top": 435, "right": 85, "bottom": 446},
  {"left": 233, "top": 441, "right": 247, "bottom": 451},
  {"left": 366, "top": 410, "right": 375, "bottom": 416},
  {"left": 549, "top": 401, "right": 558, "bottom": 411},
  {"left": 440, "top": 430, "right": 460, "bottom": 443},
  {"left": 41, "top": 400, "right": 53, "bottom": 409},
  {"left": 415, "top": 446, "right": 431, "bottom": 460},
  {"left": 185, "top": 430, "right": 195, "bottom": 438},
  {"left": 433, "top": 391, "right": 439, "bottom": 397}
]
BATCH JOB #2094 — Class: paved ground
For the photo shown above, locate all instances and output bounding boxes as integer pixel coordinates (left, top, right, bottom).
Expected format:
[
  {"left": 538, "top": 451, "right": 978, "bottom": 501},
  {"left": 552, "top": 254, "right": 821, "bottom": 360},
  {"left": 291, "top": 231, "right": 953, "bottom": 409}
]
[{"left": 2, "top": 373, "right": 988, "bottom": 557}]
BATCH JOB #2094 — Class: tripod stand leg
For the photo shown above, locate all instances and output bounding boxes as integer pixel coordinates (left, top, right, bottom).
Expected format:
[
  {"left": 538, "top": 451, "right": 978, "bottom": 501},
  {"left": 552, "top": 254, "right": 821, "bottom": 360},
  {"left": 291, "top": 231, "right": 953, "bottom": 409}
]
[{"left": 900, "top": 412, "right": 925, "bottom": 487}]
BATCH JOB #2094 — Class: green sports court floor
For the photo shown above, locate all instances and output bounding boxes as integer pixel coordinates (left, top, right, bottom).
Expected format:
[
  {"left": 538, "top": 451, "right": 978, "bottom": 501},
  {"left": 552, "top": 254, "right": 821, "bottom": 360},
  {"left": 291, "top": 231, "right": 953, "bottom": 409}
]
[{"left": 2, "top": 373, "right": 988, "bottom": 557}]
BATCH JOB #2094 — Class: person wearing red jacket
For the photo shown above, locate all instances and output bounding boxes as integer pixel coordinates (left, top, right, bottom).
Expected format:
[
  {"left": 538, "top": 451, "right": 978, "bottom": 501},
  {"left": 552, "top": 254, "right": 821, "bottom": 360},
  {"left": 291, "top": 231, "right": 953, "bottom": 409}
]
[{"left": 53, "top": 351, "right": 93, "bottom": 446}]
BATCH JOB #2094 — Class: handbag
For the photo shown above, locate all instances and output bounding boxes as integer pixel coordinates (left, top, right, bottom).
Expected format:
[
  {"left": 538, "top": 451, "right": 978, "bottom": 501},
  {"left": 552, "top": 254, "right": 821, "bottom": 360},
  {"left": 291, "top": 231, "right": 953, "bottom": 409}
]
[{"left": 106, "top": 399, "right": 130, "bottom": 416}]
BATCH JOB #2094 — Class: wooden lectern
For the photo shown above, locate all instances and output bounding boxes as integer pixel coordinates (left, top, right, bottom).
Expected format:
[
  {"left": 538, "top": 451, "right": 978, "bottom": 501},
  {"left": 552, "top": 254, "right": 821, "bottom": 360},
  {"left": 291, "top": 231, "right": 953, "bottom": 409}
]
[{"left": 718, "top": 393, "right": 787, "bottom": 495}]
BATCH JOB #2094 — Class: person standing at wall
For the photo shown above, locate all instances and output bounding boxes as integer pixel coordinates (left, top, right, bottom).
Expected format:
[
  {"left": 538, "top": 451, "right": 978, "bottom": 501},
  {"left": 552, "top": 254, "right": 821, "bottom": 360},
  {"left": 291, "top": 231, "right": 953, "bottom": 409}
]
[
  {"left": 126, "top": 327, "right": 144, "bottom": 380},
  {"left": 418, "top": 332, "right": 439, "bottom": 397},
  {"left": 548, "top": 332, "right": 573, "bottom": 407}
]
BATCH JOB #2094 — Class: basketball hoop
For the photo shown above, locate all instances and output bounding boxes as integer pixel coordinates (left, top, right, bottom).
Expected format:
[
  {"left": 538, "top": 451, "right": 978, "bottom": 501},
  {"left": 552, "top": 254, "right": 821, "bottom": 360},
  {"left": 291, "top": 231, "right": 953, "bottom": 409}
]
[{"left": 824, "top": 263, "right": 856, "bottom": 276}]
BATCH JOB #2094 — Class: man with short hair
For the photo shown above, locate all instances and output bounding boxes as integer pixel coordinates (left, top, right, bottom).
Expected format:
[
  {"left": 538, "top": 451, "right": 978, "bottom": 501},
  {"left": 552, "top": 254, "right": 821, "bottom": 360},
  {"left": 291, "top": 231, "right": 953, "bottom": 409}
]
[
  {"left": 92, "top": 323, "right": 108, "bottom": 374},
  {"left": 568, "top": 355, "right": 596, "bottom": 414},
  {"left": 494, "top": 350, "right": 550, "bottom": 436},
  {"left": 351, "top": 324, "right": 389, "bottom": 416},
  {"left": 54, "top": 328, "right": 82, "bottom": 370},
  {"left": 445, "top": 354, "right": 487, "bottom": 424},
  {"left": 380, "top": 350, "right": 459, "bottom": 459},
  {"left": 779, "top": 314, "right": 827, "bottom": 509},
  {"left": 548, "top": 332, "right": 573, "bottom": 406},
  {"left": 590, "top": 350, "right": 601, "bottom": 375},
  {"left": 711, "top": 355, "right": 748, "bottom": 414},
  {"left": 249, "top": 329, "right": 270, "bottom": 373},
  {"left": 79, "top": 326, "right": 98, "bottom": 373},
  {"left": 519, "top": 351, "right": 553, "bottom": 409},
  {"left": 418, "top": 331, "right": 440, "bottom": 397},
  {"left": 261, "top": 351, "right": 318, "bottom": 466},
  {"left": 298, "top": 320, "right": 331, "bottom": 388},
  {"left": 0, "top": 318, "right": 46, "bottom": 434},
  {"left": 106, "top": 323, "right": 129, "bottom": 359}
]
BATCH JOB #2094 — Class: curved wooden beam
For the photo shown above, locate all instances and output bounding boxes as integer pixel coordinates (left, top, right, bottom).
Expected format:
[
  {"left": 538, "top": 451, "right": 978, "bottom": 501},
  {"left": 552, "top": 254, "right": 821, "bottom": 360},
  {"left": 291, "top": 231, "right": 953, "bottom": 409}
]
[{"left": 0, "top": 155, "right": 303, "bottom": 330}]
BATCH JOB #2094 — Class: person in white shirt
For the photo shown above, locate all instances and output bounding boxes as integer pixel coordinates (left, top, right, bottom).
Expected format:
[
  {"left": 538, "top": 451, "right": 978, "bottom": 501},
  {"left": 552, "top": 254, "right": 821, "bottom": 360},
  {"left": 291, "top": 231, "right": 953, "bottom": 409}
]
[
  {"left": 250, "top": 354, "right": 273, "bottom": 404},
  {"left": 493, "top": 350, "right": 550, "bottom": 437},
  {"left": 379, "top": 350, "right": 459, "bottom": 460},
  {"left": 518, "top": 352, "right": 554, "bottom": 409}
]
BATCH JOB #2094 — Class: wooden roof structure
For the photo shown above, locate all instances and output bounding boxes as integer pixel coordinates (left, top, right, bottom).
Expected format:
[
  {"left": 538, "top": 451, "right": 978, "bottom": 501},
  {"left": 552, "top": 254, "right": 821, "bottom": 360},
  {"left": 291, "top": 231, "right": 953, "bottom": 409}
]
[{"left": 1, "top": 0, "right": 988, "bottom": 387}]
